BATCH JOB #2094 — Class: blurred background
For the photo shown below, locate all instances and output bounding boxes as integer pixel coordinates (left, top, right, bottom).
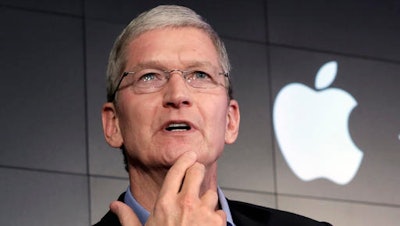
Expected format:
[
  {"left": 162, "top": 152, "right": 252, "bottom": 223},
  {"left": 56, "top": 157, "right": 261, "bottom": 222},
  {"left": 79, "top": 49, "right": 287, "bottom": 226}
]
[{"left": 1, "top": 0, "right": 399, "bottom": 225}]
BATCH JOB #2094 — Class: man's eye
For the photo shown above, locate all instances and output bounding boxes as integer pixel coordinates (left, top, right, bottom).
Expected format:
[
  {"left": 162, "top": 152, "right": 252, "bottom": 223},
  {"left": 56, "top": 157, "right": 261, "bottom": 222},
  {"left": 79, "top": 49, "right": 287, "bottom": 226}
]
[
  {"left": 138, "top": 73, "right": 159, "bottom": 82},
  {"left": 192, "top": 71, "right": 212, "bottom": 80}
]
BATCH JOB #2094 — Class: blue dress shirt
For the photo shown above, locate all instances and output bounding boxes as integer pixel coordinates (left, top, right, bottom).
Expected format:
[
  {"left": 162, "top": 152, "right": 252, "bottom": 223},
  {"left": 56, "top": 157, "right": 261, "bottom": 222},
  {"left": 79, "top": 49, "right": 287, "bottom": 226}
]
[{"left": 124, "top": 186, "right": 235, "bottom": 226}]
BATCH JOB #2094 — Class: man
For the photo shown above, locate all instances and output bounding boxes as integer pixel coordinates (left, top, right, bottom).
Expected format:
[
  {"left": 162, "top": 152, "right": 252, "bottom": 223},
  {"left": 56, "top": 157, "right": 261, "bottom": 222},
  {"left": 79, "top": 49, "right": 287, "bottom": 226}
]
[{"left": 95, "top": 5, "right": 332, "bottom": 226}]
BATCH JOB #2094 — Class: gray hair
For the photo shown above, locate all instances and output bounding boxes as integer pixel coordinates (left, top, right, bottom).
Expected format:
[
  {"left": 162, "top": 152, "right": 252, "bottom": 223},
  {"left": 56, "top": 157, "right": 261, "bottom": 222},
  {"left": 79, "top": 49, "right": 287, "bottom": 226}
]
[{"left": 106, "top": 5, "right": 232, "bottom": 102}]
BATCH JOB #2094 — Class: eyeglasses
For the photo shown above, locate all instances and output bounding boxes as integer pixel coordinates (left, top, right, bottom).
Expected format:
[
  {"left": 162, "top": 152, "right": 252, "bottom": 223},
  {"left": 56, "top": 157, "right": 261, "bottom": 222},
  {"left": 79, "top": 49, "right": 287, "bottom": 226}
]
[{"left": 109, "top": 68, "right": 228, "bottom": 101}]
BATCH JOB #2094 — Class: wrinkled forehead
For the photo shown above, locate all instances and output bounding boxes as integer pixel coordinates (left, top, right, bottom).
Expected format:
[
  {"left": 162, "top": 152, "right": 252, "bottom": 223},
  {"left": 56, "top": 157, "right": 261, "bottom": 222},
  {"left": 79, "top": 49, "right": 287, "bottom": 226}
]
[{"left": 124, "top": 27, "right": 221, "bottom": 70}]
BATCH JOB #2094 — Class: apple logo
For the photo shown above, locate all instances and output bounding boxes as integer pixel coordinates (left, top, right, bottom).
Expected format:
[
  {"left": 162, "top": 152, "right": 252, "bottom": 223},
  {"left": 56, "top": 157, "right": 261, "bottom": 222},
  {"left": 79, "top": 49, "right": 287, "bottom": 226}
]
[{"left": 272, "top": 61, "right": 363, "bottom": 185}]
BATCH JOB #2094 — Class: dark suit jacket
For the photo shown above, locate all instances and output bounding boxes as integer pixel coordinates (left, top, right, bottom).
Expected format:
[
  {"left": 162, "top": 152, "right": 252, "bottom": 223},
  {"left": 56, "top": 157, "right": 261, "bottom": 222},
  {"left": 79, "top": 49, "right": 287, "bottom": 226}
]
[{"left": 93, "top": 193, "right": 332, "bottom": 226}]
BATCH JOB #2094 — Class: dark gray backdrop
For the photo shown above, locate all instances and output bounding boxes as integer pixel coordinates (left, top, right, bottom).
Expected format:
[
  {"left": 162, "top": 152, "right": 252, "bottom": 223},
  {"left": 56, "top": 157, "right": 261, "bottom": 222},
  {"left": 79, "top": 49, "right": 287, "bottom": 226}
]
[{"left": 1, "top": 0, "right": 399, "bottom": 225}]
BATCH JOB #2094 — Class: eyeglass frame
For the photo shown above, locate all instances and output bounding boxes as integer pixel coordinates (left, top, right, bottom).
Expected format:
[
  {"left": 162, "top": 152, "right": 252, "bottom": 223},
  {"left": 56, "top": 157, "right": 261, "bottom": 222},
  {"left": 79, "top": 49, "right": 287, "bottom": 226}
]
[{"left": 108, "top": 68, "right": 229, "bottom": 102}]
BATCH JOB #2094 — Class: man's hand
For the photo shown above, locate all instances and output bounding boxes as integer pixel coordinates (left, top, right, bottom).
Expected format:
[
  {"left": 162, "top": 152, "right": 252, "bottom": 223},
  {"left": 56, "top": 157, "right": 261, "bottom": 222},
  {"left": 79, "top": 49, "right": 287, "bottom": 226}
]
[
  {"left": 110, "top": 201, "right": 141, "bottom": 226},
  {"left": 110, "top": 151, "right": 226, "bottom": 226}
]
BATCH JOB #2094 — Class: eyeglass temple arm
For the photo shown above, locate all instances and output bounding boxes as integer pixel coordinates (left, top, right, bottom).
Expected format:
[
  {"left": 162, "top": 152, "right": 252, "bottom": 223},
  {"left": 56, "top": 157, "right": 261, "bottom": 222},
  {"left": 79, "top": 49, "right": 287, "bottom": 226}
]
[{"left": 109, "top": 72, "right": 130, "bottom": 102}]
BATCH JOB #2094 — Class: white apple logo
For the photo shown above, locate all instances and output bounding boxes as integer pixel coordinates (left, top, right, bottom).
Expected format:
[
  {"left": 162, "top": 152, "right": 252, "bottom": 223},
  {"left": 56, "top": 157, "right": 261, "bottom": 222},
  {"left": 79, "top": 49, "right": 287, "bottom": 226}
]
[{"left": 273, "top": 61, "right": 363, "bottom": 185}]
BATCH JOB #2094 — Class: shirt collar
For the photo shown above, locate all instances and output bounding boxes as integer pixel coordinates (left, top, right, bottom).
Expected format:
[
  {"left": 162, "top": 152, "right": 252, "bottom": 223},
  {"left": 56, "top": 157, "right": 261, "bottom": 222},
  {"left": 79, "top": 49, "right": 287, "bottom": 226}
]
[
  {"left": 124, "top": 187, "right": 149, "bottom": 226},
  {"left": 124, "top": 186, "right": 235, "bottom": 226},
  {"left": 217, "top": 187, "right": 235, "bottom": 226}
]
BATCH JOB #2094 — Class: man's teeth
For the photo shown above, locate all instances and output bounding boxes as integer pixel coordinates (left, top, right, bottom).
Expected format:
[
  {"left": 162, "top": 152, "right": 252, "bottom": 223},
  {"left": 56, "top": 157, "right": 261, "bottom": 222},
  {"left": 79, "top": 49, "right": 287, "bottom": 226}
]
[{"left": 166, "top": 123, "right": 191, "bottom": 131}]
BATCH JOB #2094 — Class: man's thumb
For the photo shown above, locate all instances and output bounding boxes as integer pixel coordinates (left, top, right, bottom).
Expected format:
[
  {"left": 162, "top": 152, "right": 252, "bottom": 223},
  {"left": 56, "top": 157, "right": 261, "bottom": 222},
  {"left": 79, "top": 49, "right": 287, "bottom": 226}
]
[{"left": 110, "top": 201, "right": 142, "bottom": 226}]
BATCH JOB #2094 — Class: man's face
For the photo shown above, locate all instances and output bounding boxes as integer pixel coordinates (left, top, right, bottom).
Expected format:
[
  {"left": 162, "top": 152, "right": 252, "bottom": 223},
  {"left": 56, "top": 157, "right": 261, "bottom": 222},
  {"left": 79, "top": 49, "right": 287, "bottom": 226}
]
[{"left": 103, "top": 27, "right": 240, "bottom": 169}]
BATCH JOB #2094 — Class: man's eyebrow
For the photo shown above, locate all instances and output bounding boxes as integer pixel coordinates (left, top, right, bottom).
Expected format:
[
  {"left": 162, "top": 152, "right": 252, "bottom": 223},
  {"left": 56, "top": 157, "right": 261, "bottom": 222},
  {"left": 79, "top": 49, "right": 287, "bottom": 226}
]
[
  {"left": 131, "top": 61, "right": 164, "bottom": 70},
  {"left": 186, "top": 61, "right": 216, "bottom": 69},
  {"left": 128, "top": 60, "right": 217, "bottom": 71}
]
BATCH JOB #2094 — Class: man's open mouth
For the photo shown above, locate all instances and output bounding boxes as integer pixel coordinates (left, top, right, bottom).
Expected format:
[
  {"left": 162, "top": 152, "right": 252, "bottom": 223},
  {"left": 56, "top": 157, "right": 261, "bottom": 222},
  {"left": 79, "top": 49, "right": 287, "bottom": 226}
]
[{"left": 165, "top": 123, "right": 191, "bottom": 131}]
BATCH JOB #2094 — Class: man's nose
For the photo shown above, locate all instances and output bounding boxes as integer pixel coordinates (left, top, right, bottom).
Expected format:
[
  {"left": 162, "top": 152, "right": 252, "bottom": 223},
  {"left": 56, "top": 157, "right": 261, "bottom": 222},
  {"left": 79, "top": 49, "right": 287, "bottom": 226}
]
[{"left": 162, "top": 71, "right": 192, "bottom": 108}]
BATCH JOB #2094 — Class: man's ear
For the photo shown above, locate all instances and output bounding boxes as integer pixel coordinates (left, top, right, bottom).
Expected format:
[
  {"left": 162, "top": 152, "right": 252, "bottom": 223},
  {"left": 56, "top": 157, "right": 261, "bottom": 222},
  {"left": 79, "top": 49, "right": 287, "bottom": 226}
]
[
  {"left": 102, "top": 102, "right": 123, "bottom": 148},
  {"left": 225, "top": 99, "right": 240, "bottom": 144}
]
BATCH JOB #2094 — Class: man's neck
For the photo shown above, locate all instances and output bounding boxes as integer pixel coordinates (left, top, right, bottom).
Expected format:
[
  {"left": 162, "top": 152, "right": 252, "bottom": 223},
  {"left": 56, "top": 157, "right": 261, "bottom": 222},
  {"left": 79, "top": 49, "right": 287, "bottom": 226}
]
[{"left": 128, "top": 162, "right": 219, "bottom": 211}]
